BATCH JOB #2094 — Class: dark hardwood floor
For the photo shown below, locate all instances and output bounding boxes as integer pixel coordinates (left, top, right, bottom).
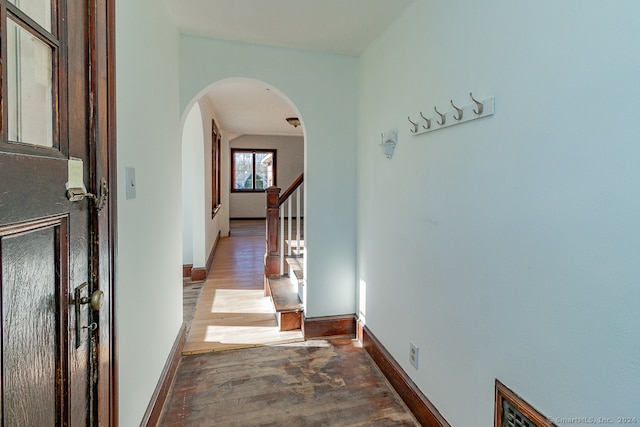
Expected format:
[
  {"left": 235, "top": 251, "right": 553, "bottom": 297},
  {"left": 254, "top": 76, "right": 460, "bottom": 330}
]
[
  {"left": 229, "top": 218, "right": 303, "bottom": 238},
  {"left": 228, "top": 219, "right": 266, "bottom": 237},
  {"left": 183, "top": 277, "right": 205, "bottom": 328},
  {"left": 159, "top": 338, "right": 418, "bottom": 426},
  {"left": 160, "top": 219, "right": 417, "bottom": 426}
]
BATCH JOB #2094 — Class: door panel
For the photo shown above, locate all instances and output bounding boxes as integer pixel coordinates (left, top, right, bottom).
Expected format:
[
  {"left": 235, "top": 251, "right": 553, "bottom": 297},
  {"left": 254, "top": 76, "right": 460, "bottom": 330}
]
[
  {"left": 2, "top": 223, "right": 62, "bottom": 426},
  {"left": 0, "top": 156, "right": 69, "bottom": 224},
  {"left": 0, "top": 0, "right": 112, "bottom": 424}
]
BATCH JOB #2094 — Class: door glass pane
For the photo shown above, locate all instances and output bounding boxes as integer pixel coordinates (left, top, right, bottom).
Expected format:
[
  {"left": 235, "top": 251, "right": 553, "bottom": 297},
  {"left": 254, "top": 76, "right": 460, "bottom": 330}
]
[
  {"left": 8, "top": 0, "right": 52, "bottom": 31},
  {"left": 7, "top": 19, "right": 54, "bottom": 148}
]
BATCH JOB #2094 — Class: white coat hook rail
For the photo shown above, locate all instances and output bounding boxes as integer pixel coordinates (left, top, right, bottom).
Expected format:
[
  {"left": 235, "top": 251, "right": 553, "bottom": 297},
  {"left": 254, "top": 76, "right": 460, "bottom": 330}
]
[{"left": 408, "top": 93, "right": 495, "bottom": 136}]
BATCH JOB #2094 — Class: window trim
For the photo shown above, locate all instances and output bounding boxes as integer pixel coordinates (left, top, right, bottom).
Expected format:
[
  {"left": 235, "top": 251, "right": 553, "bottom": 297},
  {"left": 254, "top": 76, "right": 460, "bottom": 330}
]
[
  {"left": 230, "top": 148, "right": 277, "bottom": 193},
  {"left": 211, "top": 120, "right": 221, "bottom": 218}
]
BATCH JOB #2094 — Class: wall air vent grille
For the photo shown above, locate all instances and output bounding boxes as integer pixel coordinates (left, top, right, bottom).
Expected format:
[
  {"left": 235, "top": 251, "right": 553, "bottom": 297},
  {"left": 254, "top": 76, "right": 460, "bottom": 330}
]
[
  {"left": 502, "top": 399, "right": 537, "bottom": 427},
  {"left": 495, "top": 380, "right": 555, "bottom": 427}
]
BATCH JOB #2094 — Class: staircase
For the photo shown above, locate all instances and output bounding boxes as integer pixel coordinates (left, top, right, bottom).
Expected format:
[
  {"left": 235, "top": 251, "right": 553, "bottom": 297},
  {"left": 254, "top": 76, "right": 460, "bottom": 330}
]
[{"left": 265, "top": 174, "right": 304, "bottom": 332}]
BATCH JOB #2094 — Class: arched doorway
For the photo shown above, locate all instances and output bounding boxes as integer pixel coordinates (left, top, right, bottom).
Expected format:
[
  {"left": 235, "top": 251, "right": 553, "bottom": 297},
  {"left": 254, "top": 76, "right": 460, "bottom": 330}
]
[
  {"left": 180, "top": 78, "right": 306, "bottom": 350},
  {"left": 181, "top": 78, "right": 304, "bottom": 278}
]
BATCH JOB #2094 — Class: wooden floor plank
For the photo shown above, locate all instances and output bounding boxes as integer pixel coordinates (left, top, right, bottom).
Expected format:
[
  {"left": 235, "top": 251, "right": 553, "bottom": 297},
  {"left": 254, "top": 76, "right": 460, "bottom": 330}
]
[
  {"left": 183, "top": 278, "right": 205, "bottom": 328},
  {"left": 160, "top": 221, "right": 418, "bottom": 426},
  {"left": 159, "top": 339, "right": 419, "bottom": 427},
  {"left": 268, "top": 277, "right": 303, "bottom": 312},
  {"left": 183, "top": 226, "right": 303, "bottom": 355}
]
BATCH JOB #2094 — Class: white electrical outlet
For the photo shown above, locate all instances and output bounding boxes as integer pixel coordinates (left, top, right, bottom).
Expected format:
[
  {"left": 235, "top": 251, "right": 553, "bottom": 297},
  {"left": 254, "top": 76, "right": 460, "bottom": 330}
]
[{"left": 409, "top": 342, "right": 419, "bottom": 369}]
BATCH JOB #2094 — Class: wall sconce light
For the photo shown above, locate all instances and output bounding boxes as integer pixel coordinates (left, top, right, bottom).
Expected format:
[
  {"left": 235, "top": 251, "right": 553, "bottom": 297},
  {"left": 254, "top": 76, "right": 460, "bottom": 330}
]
[
  {"left": 286, "top": 117, "right": 301, "bottom": 127},
  {"left": 380, "top": 128, "right": 398, "bottom": 159}
]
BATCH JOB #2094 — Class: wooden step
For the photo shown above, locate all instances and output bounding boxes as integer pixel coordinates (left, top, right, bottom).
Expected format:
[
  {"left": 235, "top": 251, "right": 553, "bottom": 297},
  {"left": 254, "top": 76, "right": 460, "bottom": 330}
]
[
  {"left": 285, "top": 257, "right": 304, "bottom": 278},
  {"left": 285, "top": 257, "right": 305, "bottom": 304},
  {"left": 295, "top": 274, "right": 305, "bottom": 306},
  {"left": 267, "top": 277, "right": 303, "bottom": 332},
  {"left": 285, "top": 240, "right": 305, "bottom": 257}
]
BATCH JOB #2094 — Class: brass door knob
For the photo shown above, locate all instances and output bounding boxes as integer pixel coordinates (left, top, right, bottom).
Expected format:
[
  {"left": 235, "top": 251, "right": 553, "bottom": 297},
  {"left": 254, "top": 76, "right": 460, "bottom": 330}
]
[{"left": 80, "top": 290, "right": 105, "bottom": 311}]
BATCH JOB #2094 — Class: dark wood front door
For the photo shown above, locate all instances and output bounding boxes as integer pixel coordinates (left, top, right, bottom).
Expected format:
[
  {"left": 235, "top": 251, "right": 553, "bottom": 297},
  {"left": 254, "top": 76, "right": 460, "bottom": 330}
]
[{"left": 0, "top": 0, "right": 114, "bottom": 425}]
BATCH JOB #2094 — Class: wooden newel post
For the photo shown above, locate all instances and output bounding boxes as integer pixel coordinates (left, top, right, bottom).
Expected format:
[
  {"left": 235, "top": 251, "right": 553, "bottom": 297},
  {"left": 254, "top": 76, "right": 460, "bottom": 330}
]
[{"left": 265, "top": 186, "right": 281, "bottom": 295}]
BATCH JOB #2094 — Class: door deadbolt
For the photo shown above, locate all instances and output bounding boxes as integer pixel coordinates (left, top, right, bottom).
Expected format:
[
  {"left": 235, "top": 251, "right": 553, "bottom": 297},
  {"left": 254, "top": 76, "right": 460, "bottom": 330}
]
[{"left": 80, "top": 290, "right": 105, "bottom": 311}]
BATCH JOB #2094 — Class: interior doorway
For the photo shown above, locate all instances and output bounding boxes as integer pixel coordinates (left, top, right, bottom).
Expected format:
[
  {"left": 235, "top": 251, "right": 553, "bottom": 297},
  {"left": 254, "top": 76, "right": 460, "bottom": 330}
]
[{"left": 180, "top": 77, "right": 305, "bottom": 351}]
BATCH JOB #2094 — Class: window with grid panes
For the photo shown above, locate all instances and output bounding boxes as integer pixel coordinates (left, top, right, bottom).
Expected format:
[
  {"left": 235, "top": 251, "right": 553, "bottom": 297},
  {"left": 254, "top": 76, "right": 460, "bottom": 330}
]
[{"left": 231, "top": 148, "right": 276, "bottom": 192}]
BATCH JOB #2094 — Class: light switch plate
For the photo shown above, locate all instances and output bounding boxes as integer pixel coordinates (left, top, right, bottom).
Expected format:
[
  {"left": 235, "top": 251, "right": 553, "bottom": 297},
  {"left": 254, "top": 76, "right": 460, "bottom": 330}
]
[{"left": 125, "top": 167, "right": 136, "bottom": 199}]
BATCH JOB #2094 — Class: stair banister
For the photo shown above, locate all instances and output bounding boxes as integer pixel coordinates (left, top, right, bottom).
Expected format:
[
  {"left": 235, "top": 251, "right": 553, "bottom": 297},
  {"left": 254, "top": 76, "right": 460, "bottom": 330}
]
[
  {"left": 278, "top": 173, "right": 304, "bottom": 206},
  {"left": 287, "top": 196, "right": 292, "bottom": 256},
  {"left": 280, "top": 201, "right": 285, "bottom": 274},
  {"left": 265, "top": 186, "right": 281, "bottom": 294},
  {"left": 265, "top": 173, "right": 304, "bottom": 295},
  {"left": 296, "top": 186, "right": 301, "bottom": 258}
]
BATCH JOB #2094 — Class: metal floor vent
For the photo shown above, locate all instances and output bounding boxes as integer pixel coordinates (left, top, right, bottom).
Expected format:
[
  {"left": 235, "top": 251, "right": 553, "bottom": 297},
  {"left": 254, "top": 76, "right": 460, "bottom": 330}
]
[
  {"left": 495, "top": 380, "right": 555, "bottom": 427},
  {"left": 502, "top": 399, "right": 537, "bottom": 427}
]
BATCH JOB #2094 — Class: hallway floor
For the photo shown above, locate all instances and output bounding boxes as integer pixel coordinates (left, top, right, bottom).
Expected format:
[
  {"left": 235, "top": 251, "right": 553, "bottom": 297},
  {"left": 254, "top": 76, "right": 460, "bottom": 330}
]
[
  {"left": 159, "top": 220, "right": 418, "bottom": 426},
  {"left": 183, "top": 226, "right": 303, "bottom": 354},
  {"left": 159, "top": 338, "right": 419, "bottom": 426}
]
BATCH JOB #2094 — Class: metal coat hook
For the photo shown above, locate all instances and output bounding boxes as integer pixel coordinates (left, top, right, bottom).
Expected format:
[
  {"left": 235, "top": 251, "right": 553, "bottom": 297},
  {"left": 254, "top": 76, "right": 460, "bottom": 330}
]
[
  {"left": 420, "top": 112, "right": 431, "bottom": 129},
  {"left": 470, "top": 92, "right": 483, "bottom": 115},
  {"left": 450, "top": 100, "right": 463, "bottom": 121},
  {"left": 434, "top": 106, "right": 446, "bottom": 125},
  {"left": 408, "top": 94, "right": 494, "bottom": 136},
  {"left": 408, "top": 116, "right": 419, "bottom": 133}
]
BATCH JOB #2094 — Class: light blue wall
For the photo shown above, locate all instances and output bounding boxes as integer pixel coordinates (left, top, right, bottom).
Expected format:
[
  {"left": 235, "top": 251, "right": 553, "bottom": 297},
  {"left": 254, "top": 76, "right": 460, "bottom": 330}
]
[
  {"left": 115, "top": 1, "right": 640, "bottom": 424},
  {"left": 180, "top": 36, "right": 359, "bottom": 317},
  {"left": 358, "top": 1, "right": 640, "bottom": 425},
  {"left": 116, "top": 0, "right": 182, "bottom": 424},
  {"left": 182, "top": 102, "right": 205, "bottom": 266}
]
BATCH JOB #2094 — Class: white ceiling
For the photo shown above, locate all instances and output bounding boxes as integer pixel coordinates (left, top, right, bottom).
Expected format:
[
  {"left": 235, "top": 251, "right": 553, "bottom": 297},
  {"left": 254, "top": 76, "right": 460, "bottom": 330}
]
[
  {"left": 202, "top": 78, "right": 303, "bottom": 139},
  {"left": 169, "top": 0, "right": 413, "bottom": 136}
]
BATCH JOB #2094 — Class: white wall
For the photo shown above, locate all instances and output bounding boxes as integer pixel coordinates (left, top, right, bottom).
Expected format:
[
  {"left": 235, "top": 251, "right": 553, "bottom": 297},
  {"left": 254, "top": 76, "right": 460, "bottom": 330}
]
[
  {"left": 115, "top": 0, "right": 182, "bottom": 424},
  {"left": 181, "top": 102, "right": 205, "bottom": 266},
  {"left": 199, "top": 100, "right": 228, "bottom": 255},
  {"left": 180, "top": 38, "right": 358, "bottom": 317},
  {"left": 182, "top": 99, "right": 226, "bottom": 270},
  {"left": 358, "top": 1, "right": 640, "bottom": 426},
  {"left": 230, "top": 135, "right": 304, "bottom": 219}
]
